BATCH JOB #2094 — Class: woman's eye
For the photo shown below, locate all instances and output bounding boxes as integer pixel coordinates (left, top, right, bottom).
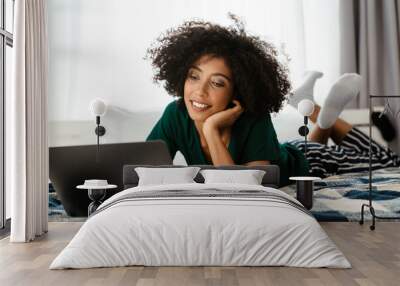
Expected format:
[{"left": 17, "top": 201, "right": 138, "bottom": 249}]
[
  {"left": 188, "top": 74, "right": 199, "bottom": 80},
  {"left": 212, "top": 81, "right": 225, "bottom": 88}
]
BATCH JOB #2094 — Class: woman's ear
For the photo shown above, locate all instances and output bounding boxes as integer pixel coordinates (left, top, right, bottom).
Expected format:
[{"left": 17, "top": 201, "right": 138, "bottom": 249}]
[
  {"left": 225, "top": 94, "right": 238, "bottom": 109},
  {"left": 226, "top": 101, "right": 236, "bottom": 109}
]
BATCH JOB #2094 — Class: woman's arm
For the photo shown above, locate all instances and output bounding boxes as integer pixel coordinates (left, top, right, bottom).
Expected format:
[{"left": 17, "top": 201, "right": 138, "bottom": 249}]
[
  {"left": 204, "top": 128, "right": 270, "bottom": 166},
  {"left": 203, "top": 127, "right": 235, "bottom": 166},
  {"left": 244, "top": 160, "right": 270, "bottom": 166},
  {"left": 202, "top": 100, "right": 243, "bottom": 166}
]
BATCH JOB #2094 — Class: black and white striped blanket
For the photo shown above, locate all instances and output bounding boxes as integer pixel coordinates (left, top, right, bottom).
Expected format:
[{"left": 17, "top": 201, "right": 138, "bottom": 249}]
[{"left": 92, "top": 188, "right": 312, "bottom": 218}]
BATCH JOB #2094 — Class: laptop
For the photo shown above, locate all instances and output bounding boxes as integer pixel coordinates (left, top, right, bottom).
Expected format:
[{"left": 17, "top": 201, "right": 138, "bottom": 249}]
[{"left": 49, "top": 140, "right": 172, "bottom": 217}]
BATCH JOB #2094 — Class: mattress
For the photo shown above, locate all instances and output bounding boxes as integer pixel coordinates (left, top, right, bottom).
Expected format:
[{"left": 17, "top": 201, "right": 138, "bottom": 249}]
[{"left": 50, "top": 183, "right": 350, "bottom": 269}]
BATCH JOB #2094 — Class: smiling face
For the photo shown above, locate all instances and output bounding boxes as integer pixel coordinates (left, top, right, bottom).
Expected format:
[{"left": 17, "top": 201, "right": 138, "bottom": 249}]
[{"left": 183, "top": 55, "right": 234, "bottom": 122}]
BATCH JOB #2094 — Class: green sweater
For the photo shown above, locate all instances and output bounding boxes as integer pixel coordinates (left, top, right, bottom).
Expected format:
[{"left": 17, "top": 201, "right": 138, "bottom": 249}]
[{"left": 147, "top": 100, "right": 309, "bottom": 187}]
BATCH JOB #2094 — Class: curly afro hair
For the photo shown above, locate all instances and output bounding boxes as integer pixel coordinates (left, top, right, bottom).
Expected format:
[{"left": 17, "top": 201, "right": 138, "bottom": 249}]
[{"left": 146, "top": 15, "right": 291, "bottom": 116}]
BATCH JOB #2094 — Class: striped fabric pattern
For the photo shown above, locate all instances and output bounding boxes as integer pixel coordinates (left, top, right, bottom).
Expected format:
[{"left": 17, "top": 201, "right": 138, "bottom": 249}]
[
  {"left": 288, "top": 128, "right": 400, "bottom": 178},
  {"left": 91, "top": 189, "right": 313, "bottom": 218}
]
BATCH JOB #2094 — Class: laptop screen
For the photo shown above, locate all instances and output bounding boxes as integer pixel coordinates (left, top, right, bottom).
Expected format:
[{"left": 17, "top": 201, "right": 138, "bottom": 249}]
[{"left": 49, "top": 140, "right": 172, "bottom": 216}]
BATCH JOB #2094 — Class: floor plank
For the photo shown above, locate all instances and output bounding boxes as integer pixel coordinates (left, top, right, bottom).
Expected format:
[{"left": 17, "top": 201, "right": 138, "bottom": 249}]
[{"left": 0, "top": 222, "right": 399, "bottom": 286}]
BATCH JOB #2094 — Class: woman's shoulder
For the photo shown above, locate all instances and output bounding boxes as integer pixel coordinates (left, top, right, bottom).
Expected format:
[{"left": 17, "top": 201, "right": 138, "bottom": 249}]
[
  {"left": 160, "top": 99, "right": 189, "bottom": 122},
  {"left": 163, "top": 99, "right": 187, "bottom": 115},
  {"left": 236, "top": 112, "right": 273, "bottom": 128},
  {"left": 157, "top": 99, "right": 192, "bottom": 135},
  {"left": 233, "top": 111, "right": 277, "bottom": 143}
]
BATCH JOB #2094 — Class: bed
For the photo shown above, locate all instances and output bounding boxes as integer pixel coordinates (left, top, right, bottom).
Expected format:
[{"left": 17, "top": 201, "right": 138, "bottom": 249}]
[{"left": 50, "top": 165, "right": 350, "bottom": 269}]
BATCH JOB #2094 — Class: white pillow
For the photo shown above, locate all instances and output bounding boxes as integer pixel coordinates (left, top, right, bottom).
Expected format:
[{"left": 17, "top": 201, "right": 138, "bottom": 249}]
[
  {"left": 135, "top": 167, "right": 201, "bottom": 186},
  {"left": 200, "top": 169, "right": 266, "bottom": 185}
]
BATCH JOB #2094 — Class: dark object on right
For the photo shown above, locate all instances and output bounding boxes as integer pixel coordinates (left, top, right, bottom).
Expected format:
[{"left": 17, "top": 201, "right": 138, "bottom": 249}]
[
  {"left": 295, "top": 180, "right": 314, "bottom": 210},
  {"left": 371, "top": 111, "right": 396, "bottom": 142}
]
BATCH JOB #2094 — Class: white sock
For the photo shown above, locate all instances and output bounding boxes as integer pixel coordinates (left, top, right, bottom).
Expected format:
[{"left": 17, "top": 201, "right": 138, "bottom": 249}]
[
  {"left": 317, "top": 73, "right": 362, "bottom": 129},
  {"left": 288, "top": 71, "right": 323, "bottom": 108}
]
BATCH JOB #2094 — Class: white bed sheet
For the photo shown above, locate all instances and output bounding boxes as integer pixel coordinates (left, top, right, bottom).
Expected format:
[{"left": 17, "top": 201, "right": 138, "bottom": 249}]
[{"left": 50, "top": 183, "right": 350, "bottom": 269}]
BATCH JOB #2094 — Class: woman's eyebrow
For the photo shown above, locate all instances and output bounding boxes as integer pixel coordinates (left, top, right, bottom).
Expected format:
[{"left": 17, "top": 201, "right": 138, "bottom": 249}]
[
  {"left": 190, "top": 66, "right": 231, "bottom": 82},
  {"left": 189, "top": 66, "right": 202, "bottom": 73},
  {"left": 213, "top": 73, "right": 231, "bottom": 82}
]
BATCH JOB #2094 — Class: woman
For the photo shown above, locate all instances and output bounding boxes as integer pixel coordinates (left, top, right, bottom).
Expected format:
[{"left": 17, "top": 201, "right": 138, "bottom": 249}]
[{"left": 146, "top": 19, "right": 400, "bottom": 187}]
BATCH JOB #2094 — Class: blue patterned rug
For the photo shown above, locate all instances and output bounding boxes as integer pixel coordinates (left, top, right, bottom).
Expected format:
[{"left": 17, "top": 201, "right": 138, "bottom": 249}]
[
  {"left": 280, "top": 167, "right": 400, "bottom": 221},
  {"left": 49, "top": 167, "right": 400, "bottom": 222},
  {"left": 48, "top": 184, "right": 86, "bottom": 222}
]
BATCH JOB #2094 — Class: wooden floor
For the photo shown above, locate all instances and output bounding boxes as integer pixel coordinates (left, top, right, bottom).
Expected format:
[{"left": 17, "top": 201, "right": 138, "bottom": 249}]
[{"left": 0, "top": 222, "right": 399, "bottom": 286}]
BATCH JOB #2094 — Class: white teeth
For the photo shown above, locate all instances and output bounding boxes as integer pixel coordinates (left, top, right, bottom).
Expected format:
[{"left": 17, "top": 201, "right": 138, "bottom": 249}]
[{"left": 192, "top": 101, "right": 209, "bottom": 109}]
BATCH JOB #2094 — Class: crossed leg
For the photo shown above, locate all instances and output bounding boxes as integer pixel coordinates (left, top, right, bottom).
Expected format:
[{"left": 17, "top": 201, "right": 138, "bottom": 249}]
[
  {"left": 288, "top": 71, "right": 361, "bottom": 146},
  {"left": 308, "top": 104, "right": 352, "bottom": 145}
]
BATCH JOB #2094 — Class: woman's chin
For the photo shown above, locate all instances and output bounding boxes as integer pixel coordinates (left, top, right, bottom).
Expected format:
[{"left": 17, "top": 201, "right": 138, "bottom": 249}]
[
  {"left": 188, "top": 112, "right": 208, "bottom": 122},
  {"left": 187, "top": 108, "right": 212, "bottom": 122}
]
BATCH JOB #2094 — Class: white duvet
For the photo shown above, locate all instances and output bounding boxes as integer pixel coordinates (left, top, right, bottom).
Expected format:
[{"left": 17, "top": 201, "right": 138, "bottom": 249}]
[{"left": 50, "top": 183, "right": 351, "bottom": 269}]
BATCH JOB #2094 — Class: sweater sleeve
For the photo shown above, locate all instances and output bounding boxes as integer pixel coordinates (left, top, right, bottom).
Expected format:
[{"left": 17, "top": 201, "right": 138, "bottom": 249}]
[
  {"left": 240, "top": 113, "right": 281, "bottom": 164},
  {"left": 146, "top": 101, "right": 179, "bottom": 159}
]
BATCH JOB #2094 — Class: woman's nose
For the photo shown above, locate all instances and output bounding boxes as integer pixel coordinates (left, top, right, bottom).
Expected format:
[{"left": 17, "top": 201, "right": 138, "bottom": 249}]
[{"left": 195, "top": 80, "right": 209, "bottom": 96}]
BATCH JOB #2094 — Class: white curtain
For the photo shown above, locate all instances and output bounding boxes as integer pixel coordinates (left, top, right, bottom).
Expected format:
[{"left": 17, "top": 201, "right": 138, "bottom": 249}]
[
  {"left": 280, "top": 0, "right": 342, "bottom": 104},
  {"left": 9, "top": 0, "right": 49, "bottom": 242}
]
